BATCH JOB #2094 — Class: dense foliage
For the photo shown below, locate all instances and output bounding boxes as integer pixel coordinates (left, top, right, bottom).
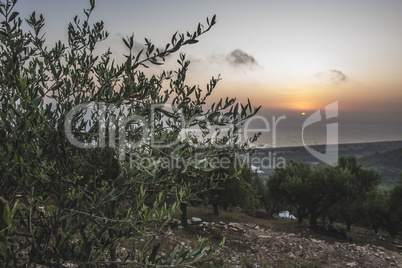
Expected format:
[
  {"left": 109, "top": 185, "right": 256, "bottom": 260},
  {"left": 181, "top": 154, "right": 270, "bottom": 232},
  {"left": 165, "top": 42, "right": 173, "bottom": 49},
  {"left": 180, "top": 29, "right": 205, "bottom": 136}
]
[
  {"left": 0, "top": 0, "right": 260, "bottom": 266},
  {"left": 246, "top": 156, "right": 401, "bottom": 237}
]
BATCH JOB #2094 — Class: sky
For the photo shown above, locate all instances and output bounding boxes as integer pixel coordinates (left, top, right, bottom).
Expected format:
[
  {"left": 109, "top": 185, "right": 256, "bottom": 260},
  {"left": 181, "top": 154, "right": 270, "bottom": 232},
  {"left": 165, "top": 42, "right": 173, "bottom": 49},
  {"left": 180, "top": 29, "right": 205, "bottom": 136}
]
[{"left": 14, "top": 0, "right": 402, "bottom": 126}]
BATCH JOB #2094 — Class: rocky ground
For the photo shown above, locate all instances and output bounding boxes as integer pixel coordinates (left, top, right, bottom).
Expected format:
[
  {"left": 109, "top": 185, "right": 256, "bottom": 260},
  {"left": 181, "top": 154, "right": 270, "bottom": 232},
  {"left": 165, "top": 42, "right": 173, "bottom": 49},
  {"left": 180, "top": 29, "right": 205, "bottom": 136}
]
[
  {"left": 14, "top": 215, "right": 402, "bottom": 267},
  {"left": 164, "top": 218, "right": 402, "bottom": 267}
]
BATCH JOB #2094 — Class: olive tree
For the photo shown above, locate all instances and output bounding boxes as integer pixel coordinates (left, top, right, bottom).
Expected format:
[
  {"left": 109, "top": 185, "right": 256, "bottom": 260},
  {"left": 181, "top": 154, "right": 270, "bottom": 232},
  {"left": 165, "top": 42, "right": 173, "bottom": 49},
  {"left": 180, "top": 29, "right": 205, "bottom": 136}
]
[
  {"left": 267, "top": 162, "right": 313, "bottom": 223},
  {"left": 267, "top": 157, "right": 380, "bottom": 230},
  {"left": 0, "top": 0, "right": 259, "bottom": 266},
  {"left": 329, "top": 156, "right": 381, "bottom": 231}
]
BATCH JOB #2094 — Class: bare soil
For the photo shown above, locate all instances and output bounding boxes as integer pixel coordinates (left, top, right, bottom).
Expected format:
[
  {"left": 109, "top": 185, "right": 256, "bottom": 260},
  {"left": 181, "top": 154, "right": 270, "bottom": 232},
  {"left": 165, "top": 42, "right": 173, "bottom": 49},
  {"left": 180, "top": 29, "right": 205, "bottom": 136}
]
[{"left": 165, "top": 219, "right": 402, "bottom": 267}]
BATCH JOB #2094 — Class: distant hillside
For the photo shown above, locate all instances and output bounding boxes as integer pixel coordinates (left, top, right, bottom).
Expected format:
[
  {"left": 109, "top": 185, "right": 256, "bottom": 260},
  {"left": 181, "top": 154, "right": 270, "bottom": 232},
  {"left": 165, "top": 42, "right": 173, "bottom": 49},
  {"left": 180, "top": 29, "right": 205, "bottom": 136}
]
[
  {"left": 359, "top": 148, "right": 402, "bottom": 187},
  {"left": 254, "top": 140, "right": 402, "bottom": 186}
]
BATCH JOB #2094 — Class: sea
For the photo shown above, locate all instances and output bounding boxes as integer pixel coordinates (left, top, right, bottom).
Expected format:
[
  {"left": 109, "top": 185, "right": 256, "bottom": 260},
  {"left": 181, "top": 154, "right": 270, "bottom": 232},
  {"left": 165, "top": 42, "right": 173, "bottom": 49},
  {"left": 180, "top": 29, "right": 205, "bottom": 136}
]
[{"left": 239, "top": 115, "right": 402, "bottom": 149}]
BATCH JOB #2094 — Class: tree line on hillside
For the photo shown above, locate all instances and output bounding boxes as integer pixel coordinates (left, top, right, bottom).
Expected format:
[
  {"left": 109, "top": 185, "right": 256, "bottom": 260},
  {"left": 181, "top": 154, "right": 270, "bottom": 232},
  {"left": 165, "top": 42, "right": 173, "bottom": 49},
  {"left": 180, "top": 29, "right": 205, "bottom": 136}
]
[{"left": 198, "top": 155, "right": 402, "bottom": 238}]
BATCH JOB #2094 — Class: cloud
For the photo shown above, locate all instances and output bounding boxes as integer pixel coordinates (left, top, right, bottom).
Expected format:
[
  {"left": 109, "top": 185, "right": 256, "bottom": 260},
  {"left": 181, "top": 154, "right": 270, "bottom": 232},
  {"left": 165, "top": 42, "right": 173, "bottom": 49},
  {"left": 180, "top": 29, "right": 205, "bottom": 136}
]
[
  {"left": 315, "top": 69, "right": 348, "bottom": 84},
  {"left": 226, "top": 49, "right": 258, "bottom": 67}
]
